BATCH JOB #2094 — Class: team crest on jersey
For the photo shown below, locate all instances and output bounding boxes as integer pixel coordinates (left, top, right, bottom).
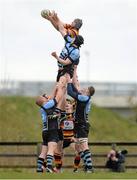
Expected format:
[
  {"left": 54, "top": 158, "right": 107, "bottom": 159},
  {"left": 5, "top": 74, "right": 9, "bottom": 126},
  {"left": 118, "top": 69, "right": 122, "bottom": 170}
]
[{"left": 63, "top": 120, "right": 74, "bottom": 130}]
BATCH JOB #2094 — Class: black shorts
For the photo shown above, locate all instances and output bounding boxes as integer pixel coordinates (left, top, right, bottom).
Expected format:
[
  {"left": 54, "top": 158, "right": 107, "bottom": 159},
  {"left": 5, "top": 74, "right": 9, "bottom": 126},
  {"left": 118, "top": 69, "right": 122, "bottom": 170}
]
[
  {"left": 63, "top": 139, "right": 72, "bottom": 149},
  {"left": 58, "top": 129, "right": 64, "bottom": 141},
  {"left": 42, "top": 130, "right": 60, "bottom": 146},
  {"left": 74, "top": 122, "right": 90, "bottom": 138},
  {"left": 56, "top": 68, "right": 74, "bottom": 82}
]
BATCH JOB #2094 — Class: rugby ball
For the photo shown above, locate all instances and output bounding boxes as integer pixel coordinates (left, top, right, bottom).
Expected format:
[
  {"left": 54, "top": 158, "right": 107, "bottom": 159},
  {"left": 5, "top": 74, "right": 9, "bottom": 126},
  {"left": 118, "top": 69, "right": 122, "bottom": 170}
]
[{"left": 41, "top": 9, "right": 50, "bottom": 18}]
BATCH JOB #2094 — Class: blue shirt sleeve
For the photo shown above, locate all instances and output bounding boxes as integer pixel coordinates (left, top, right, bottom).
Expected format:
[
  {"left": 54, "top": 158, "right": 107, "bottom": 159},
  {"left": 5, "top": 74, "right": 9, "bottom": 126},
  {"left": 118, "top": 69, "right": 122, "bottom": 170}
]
[
  {"left": 42, "top": 99, "right": 56, "bottom": 110},
  {"left": 69, "top": 49, "right": 80, "bottom": 62},
  {"left": 67, "top": 83, "right": 78, "bottom": 99},
  {"left": 78, "top": 95, "right": 90, "bottom": 102}
]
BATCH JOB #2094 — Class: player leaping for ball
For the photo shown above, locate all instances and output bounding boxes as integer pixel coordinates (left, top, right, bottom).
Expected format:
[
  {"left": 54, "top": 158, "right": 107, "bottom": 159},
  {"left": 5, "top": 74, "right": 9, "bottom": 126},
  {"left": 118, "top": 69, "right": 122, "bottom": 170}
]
[
  {"left": 41, "top": 9, "right": 83, "bottom": 90},
  {"left": 51, "top": 19, "right": 84, "bottom": 124},
  {"left": 41, "top": 9, "right": 82, "bottom": 38}
]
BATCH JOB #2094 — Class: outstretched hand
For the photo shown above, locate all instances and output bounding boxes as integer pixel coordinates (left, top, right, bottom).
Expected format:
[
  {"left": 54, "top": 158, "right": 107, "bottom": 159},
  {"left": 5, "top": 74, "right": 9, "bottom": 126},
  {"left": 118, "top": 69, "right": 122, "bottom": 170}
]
[
  {"left": 51, "top": 11, "right": 59, "bottom": 22},
  {"left": 46, "top": 10, "right": 59, "bottom": 22}
]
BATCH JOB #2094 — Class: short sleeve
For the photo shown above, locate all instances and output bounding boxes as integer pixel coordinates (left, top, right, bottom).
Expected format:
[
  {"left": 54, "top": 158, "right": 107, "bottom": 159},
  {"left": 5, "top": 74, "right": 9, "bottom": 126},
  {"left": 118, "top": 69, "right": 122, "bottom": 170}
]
[
  {"left": 69, "top": 49, "right": 80, "bottom": 62},
  {"left": 78, "top": 95, "right": 90, "bottom": 102}
]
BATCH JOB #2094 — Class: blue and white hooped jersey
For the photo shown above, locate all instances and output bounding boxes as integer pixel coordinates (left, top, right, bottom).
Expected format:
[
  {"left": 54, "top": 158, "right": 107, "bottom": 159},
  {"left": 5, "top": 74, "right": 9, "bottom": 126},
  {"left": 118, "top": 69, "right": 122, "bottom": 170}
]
[{"left": 58, "top": 35, "right": 80, "bottom": 68}]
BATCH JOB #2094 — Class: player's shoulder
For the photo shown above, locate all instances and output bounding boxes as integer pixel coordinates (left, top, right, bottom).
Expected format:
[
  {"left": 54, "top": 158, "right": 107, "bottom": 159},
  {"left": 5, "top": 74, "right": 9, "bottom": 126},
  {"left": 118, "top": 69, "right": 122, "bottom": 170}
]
[
  {"left": 71, "top": 48, "right": 80, "bottom": 56},
  {"left": 78, "top": 94, "right": 89, "bottom": 102}
]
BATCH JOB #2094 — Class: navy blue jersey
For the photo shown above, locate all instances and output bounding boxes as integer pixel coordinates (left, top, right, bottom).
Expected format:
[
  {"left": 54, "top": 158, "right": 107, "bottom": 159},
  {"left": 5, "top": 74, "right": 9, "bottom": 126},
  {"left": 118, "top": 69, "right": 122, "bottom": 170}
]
[
  {"left": 67, "top": 83, "right": 91, "bottom": 124},
  {"left": 58, "top": 35, "right": 80, "bottom": 68}
]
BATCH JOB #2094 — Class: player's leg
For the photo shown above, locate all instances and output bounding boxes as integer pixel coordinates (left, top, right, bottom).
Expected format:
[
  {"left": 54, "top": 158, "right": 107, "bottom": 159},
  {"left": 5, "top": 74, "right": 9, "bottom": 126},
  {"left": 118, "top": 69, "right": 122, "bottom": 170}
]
[
  {"left": 73, "top": 143, "right": 81, "bottom": 172},
  {"left": 46, "top": 141, "right": 57, "bottom": 173},
  {"left": 37, "top": 130, "right": 48, "bottom": 172},
  {"left": 76, "top": 124, "right": 94, "bottom": 173},
  {"left": 78, "top": 140, "right": 93, "bottom": 172},
  {"left": 53, "top": 74, "right": 70, "bottom": 172},
  {"left": 68, "top": 142, "right": 81, "bottom": 172},
  {"left": 37, "top": 145, "right": 47, "bottom": 172},
  {"left": 46, "top": 130, "right": 59, "bottom": 173},
  {"left": 54, "top": 139, "right": 63, "bottom": 173}
]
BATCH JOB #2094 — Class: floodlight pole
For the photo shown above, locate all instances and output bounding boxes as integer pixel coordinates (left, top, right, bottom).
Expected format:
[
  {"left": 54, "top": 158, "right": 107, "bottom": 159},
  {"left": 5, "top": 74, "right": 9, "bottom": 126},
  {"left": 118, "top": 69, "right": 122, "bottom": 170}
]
[{"left": 85, "top": 51, "right": 90, "bottom": 83}]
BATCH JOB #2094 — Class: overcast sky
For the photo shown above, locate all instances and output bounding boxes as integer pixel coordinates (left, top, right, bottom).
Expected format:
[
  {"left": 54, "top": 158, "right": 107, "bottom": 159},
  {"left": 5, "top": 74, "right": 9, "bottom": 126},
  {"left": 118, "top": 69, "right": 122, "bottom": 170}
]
[{"left": 0, "top": 0, "right": 137, "bottom": 83}]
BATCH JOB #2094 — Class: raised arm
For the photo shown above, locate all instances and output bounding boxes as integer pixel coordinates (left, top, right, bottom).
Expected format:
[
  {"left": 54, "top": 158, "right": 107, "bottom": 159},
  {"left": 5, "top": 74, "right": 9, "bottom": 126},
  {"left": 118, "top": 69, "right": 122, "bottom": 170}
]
[
  {"left": 48, "top": 11, "right": 65, "bottom": 31},
  {"left": 50, "top": 84, "right": 58, "bottom": 99},
  {"left": 51, "top": 52, "right": 72, "bottom": 65},
  {"left": 57, "top": 20, "right": 67, "bottom": 37},
  {"left": 66, "top": 75, "right": 90, "bottom": 102},
  {"left": 72, "top": 65, "right": 80, "bottom": 91},
  {"left": 41, "top": 10, "right": 66, "bottom": 33},
  {"left": 67, "top": 83, "right": 78, "bottom": 99}
]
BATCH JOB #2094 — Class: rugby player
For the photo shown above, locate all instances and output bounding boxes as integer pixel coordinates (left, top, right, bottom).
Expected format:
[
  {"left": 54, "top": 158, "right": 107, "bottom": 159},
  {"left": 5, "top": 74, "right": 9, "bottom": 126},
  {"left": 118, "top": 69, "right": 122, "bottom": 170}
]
[
  {"left": 54, "top": 99, "right": 81, "bottom": 173},
  {"left": 36, "top": 90, "right": 63, "bottom": 173},
  {"left": 67, "top": 74, "right": 95, "bottom": 173}
]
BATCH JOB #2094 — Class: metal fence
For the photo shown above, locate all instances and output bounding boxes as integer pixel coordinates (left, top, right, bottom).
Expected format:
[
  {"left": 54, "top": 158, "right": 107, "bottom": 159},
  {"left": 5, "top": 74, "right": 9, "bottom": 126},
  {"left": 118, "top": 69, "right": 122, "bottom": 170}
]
[{"left": 0, "top": 81, "right": 137, "bottom": 97}]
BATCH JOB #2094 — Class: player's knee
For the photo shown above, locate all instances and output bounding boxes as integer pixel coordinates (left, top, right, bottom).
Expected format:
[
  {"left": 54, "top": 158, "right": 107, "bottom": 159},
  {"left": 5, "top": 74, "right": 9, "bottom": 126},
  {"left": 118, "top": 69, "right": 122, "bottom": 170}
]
[{"left": 78, "top": 138, "right": 88, "bottom": 144}]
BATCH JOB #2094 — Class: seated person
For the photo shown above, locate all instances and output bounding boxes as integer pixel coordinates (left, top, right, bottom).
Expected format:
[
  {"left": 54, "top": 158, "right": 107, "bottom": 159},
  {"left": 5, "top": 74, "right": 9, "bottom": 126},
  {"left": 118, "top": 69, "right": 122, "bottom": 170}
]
[{"left": 106, "top": 145, "right": 128, "bottom": 172}]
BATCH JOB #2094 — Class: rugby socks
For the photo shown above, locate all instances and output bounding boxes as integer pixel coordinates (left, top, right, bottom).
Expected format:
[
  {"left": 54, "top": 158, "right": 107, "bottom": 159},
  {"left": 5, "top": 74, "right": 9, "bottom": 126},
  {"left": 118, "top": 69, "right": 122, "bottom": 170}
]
[
  {"left": 37, "top": 157, "right": 44, "bottom": 172},
  {"left": 54, "top": 153, "right": 62, "bottom": 170},
  {"left": 83, "top": 149, "right": 93, "bottom": 170},
  {"left": 79, "top": 151, "right": 86, "bottom": 165},
  {"left": 46, "top": 154, "right": 54, "bottom": 171},
  {"left": 74, "top": 155, "right": 81, "bottom": 169}
]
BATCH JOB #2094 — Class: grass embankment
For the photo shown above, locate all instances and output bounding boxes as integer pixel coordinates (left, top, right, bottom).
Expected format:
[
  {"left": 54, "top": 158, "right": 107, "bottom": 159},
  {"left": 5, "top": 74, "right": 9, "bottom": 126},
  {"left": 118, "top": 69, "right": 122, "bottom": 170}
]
[
  {"left": 0, "top": 96, "right": 137, "bottom": 178},
  {"left": 0, "top": 96, "right": 137, "bottom": 142}
]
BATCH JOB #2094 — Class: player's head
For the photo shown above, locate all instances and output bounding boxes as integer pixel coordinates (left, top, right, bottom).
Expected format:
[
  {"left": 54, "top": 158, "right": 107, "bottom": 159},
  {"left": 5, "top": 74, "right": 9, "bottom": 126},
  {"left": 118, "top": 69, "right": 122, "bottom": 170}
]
[
  {"left": 66, "top": 99, "right": 76, "bottom": 112},
  {"left": 36, "top": 94, "right": 49, "bottom": 106},
  {"left": 88, "top": 86, "right": 95, "bottom": 96},
  {"left": 79, "top": 86, "right": 95, "bottom": 97},
  {"left": 72, "top": 18, "right": 83, "bottom": 30},
  {"left": 108, "top": 150, "right": 116, "bottom": 158},
  {"left": 73, "top": 35, "right": 84, "bottom": 47}
]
